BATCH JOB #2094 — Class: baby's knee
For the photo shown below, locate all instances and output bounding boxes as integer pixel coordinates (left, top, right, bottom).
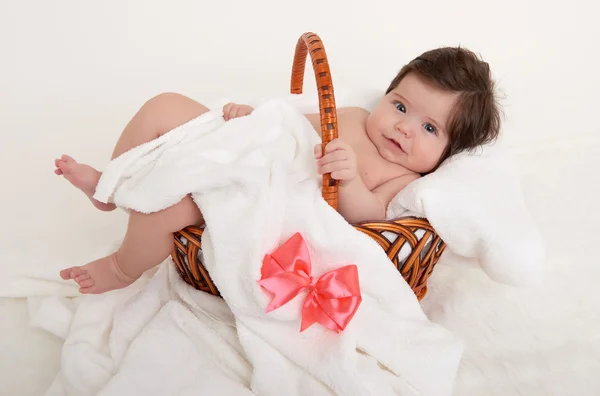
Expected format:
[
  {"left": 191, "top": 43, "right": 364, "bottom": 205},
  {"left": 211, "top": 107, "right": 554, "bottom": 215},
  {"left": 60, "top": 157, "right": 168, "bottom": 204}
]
[
  {"left": 142, "top": 92, "right": 210, "bottom": 124},
  {"left": 144, "top": 92, "right": 189, "bottom": 110}
]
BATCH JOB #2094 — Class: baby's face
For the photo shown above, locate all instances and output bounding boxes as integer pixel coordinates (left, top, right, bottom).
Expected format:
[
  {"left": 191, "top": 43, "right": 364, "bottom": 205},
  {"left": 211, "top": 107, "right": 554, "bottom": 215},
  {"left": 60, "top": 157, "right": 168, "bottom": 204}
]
[{"left": 366, "top": 72, "right": 456, "bottom": 174}]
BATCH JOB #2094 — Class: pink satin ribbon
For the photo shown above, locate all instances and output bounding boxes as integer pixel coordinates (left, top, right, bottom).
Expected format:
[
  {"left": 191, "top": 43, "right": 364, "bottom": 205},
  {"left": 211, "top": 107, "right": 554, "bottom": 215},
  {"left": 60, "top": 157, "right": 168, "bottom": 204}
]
[{"left": 258, "top": 233, "right": 362, "bottom": 332}]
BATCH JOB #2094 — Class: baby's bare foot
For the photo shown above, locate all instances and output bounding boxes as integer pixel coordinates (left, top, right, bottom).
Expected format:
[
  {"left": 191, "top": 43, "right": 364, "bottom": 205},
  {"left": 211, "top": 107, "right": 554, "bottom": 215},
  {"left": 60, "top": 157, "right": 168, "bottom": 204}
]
[
  {"left": 60, "top": 253, "right": 138, "bottom": 294},
  {"left": 54, "top": 154, "right": 116, "bottom": 211}
]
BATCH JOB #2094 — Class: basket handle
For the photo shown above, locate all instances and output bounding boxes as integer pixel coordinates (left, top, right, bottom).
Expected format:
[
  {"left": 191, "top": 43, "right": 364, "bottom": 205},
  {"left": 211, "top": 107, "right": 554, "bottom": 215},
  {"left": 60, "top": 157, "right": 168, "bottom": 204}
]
[{"left": 290, "top": 32, "right": 339, "bottom": 211}]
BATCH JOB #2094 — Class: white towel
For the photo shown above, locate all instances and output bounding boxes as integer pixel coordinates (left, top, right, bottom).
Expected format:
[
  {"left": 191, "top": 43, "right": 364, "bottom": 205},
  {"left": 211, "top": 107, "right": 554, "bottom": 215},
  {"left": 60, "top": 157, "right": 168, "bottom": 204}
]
[
  {"left": 35, "top": 98, "right": 463, "bottom": 396},
  {"left": 386, "top": 145, "right": 546, "bottom": 287}
]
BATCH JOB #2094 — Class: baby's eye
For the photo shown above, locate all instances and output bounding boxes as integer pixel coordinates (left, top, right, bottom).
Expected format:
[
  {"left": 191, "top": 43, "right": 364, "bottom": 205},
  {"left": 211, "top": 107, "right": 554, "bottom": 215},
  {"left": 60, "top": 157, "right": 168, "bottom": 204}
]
[
  {"left": 395, "top": 102, "right": 406, "bottom": 113},
  {"left": 423, "top": 123, "right": 436, "bottom": 134}
]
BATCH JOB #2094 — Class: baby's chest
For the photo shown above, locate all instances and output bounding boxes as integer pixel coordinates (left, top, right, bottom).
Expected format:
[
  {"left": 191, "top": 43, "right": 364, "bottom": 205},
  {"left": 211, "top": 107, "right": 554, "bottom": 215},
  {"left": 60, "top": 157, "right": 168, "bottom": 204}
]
[
  {"left": 352, "top": 145, "right": 396, "bottom": 191},
  {"left": 336, "top": 113, "right": 403, "bottom": 191}
]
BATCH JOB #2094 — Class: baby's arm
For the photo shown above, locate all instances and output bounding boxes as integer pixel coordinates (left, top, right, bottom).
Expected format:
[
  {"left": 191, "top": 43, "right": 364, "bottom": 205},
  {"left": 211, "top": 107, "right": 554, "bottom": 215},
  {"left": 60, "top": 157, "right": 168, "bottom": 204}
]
[
  {"left": 339, "top": 174, "right": 420, "bottom": 223},
  {"left": 337, "top": 177, "right": 387, "bottom": 223},
  {"left": 315, "top": 137, "right": 419, "bottom": 223},
  {"left": 338, "top": 175, "right": 419, "bottom": 223}
]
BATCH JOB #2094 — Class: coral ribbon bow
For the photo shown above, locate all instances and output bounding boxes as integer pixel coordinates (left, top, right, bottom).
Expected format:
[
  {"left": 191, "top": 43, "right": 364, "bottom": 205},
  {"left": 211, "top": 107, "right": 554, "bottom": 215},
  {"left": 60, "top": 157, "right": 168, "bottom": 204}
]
[{"left": 258, "top": 233, "right": 362, "bottom": 333}]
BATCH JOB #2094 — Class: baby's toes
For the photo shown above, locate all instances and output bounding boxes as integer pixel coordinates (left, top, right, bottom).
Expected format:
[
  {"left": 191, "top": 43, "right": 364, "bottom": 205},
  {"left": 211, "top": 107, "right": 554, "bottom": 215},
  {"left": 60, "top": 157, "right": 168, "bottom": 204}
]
[
  {"left": 58, "top": 155, "right": 77, "bottom": 173},
  {"left": 54, "top": 159, "right": 64, "bottom": 175},
  {"left": 77, "top": 278, "right": 95, "bottom": 289},
  {"left": 60, "top": 268, "right": 74, "bottom": 280},
  {"left": 61, "top": 154, "right": 75, "bottom": 163},
  {"left": 58, "top": 161, "right": 74, "bottom": 175},
  {"left": 75, "top": 273, "right": 91, "bottom": 283},
  {"left": 70, "top": 267, "right": 86, "bottom": 278}
]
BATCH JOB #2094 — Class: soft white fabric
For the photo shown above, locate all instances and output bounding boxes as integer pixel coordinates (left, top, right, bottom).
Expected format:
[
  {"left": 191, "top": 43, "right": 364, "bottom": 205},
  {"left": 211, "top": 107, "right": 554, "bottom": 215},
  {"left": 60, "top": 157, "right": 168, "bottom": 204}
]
[
  {"left": 35, "top": 99, "right": 463, "bottom": 396},
  {"left": 386, "top": 146, "right": 546, "bottom": 287},
  {"left": 32, "top": 265, "right": 256, "bottom": 396}
]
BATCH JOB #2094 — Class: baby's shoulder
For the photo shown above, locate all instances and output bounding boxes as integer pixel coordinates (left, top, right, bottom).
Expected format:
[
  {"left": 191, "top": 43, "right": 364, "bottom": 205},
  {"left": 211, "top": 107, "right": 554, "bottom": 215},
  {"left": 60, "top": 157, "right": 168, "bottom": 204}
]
[
  {"left": 337, "top": 106, "right": 370, "bottom": 119},
  {"left": 337, "top": 107, "right": 370, "bottom": 133}
]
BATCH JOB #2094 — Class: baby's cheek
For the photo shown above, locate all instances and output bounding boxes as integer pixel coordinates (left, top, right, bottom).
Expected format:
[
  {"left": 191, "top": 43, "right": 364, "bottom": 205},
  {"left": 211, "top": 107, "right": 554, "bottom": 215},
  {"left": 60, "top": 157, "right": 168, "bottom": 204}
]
[
  {"left": 411, "top": 146, "right": 437, "bottom": 173},
  {"left": 425, "top": 149, "right": 445, "bottom": 171}
]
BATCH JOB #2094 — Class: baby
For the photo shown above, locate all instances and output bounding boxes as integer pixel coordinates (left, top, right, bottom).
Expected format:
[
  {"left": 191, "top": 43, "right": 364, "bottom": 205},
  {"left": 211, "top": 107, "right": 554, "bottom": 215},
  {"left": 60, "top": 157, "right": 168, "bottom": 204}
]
[{"left": 55, "top": 46, "right": 501, "bottom": 294}]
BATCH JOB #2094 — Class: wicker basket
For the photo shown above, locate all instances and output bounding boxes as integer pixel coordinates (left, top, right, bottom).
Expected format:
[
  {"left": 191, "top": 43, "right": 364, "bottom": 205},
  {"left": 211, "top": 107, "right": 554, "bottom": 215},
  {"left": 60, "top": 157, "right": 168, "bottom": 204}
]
[{"left": 172, "top": 32, "right": 446, "bottom": 301}]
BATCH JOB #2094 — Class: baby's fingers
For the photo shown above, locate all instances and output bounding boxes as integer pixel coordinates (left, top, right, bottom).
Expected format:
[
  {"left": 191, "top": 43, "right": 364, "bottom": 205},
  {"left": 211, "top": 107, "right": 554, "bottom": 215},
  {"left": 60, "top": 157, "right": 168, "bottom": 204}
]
[
  {"left": 314, "top": 144, "right": 323, "bottom": 159},
  {"left": 318, "top": 160, "right": 348, "bottom": 175},
  {"left": 222, "top": 103, "right": 233, "bottom": 120},
  {"left": 330, "top": 169, "right": 354, "bottom": 181},
  {"left": 318, "top": 150, "right": 348, "bottom": 166},
  {"left": 323, "top": 138, "right": 347, "bottom": 153},
  {"left": 228, "top": 106, "right": 240, "bottom": 120}
]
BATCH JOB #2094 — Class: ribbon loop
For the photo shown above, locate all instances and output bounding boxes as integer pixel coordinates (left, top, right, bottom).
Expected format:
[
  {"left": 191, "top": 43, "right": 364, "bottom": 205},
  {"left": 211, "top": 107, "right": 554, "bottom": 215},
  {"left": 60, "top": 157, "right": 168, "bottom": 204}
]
[{"left": 258, "top": 233, "right": 362, "bottom": 333}]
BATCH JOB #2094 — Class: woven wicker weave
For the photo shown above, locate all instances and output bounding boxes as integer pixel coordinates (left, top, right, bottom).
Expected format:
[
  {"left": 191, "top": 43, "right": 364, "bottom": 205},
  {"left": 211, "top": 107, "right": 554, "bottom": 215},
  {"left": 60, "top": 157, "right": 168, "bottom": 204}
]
[{"left": 172, "top": 32, "right": 446, "bottom": 301}]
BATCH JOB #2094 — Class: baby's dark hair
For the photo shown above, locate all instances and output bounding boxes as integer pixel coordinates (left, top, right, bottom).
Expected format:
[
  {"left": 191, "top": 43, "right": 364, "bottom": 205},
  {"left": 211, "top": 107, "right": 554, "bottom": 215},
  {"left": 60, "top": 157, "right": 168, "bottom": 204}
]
[{"left": 386, "top": 47, "right": 501, "bottom": 164}]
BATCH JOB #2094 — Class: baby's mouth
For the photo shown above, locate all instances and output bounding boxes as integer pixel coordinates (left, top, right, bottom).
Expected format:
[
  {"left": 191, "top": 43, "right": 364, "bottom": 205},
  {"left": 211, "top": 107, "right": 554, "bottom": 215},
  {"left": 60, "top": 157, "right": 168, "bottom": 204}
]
[{"left": 386, "top": 137, "right": 406, "bottom": 153}]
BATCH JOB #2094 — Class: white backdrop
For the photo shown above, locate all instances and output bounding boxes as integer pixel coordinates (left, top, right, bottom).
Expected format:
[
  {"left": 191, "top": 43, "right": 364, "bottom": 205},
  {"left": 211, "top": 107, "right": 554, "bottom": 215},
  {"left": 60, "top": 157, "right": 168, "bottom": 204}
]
[{"left": 1, "top": 0, "right": 599, "bottom": 395}]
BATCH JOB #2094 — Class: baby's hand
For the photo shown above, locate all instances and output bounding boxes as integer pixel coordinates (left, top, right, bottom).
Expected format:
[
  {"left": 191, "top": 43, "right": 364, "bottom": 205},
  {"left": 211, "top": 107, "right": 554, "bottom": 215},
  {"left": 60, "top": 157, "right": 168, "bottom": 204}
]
[
  {"left": 314, "top": 139, "right": 358, "bottom": 185},
  {"left": 222, "top": 102, "right": 254, "bottom": 121}
]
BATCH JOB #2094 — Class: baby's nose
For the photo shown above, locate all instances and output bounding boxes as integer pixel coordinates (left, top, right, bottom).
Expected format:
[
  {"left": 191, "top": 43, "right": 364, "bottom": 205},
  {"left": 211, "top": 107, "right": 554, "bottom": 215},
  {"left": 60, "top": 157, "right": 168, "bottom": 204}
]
[{"left": 395, "top": 120, "right": 416, "bottom": 138}]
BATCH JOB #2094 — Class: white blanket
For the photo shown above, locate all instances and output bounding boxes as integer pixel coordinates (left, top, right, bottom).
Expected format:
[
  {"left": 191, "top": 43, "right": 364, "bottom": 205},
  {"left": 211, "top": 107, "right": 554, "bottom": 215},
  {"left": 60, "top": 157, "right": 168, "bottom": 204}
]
[
  {"left": 387, "top": 145, "right": 546, "bottom": 287},
  {"left": 34, "top": 99, "right": 463, "bottom": 396}
]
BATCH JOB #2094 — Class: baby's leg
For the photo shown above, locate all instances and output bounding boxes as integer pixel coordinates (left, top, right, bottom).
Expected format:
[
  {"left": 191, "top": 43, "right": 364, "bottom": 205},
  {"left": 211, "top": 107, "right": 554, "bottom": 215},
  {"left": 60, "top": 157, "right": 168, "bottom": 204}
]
[
  {"left": 55, "top": 93, "right": 210, "bottom": 210},
  {"left": 60, "top": 194, "right": 203, "bottom": 294},
  {"left": 109, "top": 92, "right": 211, "bottom": 160},
  {"left": 54, "top": 155, "right": 116, "bottom": 211}
]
